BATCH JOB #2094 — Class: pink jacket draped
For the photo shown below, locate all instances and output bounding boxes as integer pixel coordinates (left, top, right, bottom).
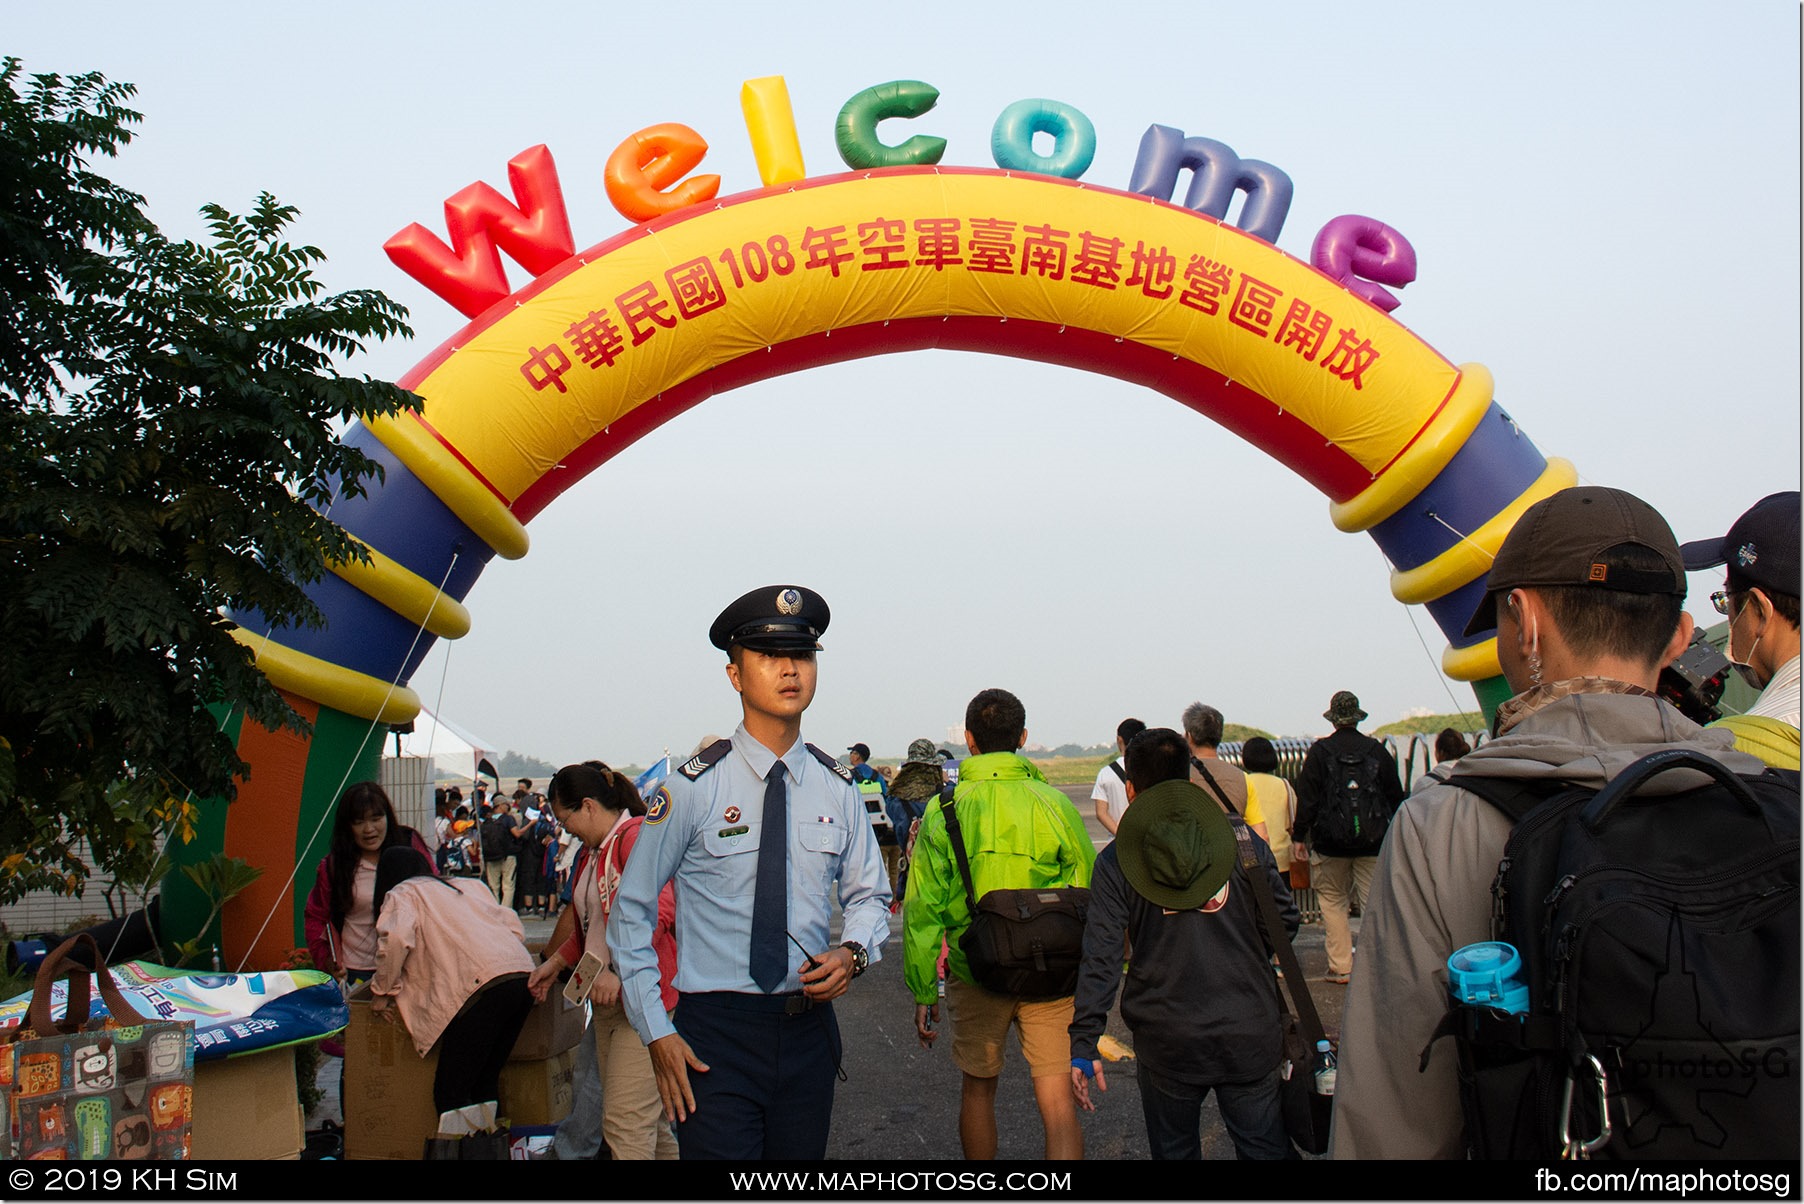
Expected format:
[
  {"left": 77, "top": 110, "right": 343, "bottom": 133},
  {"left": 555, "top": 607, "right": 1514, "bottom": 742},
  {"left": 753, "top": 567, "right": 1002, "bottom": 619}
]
[{"left": 372, "top": 876, "right": 533, "bottom": 1057}]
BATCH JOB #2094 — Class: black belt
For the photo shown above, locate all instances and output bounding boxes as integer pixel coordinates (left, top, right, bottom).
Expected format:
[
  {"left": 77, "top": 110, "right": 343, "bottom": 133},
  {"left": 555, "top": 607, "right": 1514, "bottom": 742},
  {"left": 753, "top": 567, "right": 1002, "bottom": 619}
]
[{"left": 681, "top": 990, "right": 819, "bottom": 1016}]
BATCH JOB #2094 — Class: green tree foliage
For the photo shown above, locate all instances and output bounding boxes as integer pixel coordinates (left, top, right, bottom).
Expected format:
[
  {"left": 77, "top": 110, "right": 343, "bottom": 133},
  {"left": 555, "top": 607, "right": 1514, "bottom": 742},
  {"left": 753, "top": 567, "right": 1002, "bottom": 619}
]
[
  {"left": 0, "top": 59, "right": 414, "bottom": 903},
  {"left": 1373, "top": 711, "right": 1485, "bottom": 738},
  {"left": 497, "top": 751, "right": 559, "bottom": 782}
]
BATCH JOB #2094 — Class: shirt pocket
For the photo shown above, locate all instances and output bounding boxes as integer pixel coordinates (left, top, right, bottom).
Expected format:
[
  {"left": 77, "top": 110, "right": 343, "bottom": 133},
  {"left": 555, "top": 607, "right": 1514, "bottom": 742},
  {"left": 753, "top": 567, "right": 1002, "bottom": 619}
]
[
  {"left": 797, "top": 819, "right": 848, "bottom": 895},
  {"left": 696, "top": 821, "right": 761, "bottom": 898}
]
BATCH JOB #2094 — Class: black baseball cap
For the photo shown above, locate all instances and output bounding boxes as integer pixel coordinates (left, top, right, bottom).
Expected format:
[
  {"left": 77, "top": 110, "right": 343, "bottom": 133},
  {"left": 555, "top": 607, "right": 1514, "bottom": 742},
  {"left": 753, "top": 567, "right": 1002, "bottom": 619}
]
[
  {"left": 847, "top": 743, "right": 871, "bottom": 760},
  {"left": 1679, "top": 491, "right": 1800, "bottom": 599},
  {"left": 1464, "top": 487, "right": 1685, "bottom": 637}
]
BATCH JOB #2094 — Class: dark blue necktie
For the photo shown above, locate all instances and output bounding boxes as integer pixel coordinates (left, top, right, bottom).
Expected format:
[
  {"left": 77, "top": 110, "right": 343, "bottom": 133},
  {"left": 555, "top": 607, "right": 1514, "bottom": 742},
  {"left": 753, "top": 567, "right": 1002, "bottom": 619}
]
[{"left": 750, "top": 761, "right": 788, "bottom": 992}]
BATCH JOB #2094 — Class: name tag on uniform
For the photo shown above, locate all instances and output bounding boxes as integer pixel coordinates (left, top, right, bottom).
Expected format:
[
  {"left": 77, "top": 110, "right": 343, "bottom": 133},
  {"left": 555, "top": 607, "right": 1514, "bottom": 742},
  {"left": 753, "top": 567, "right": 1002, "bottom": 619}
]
[{"left": 717, "top": 824, "right": 750, "bottom": 838}]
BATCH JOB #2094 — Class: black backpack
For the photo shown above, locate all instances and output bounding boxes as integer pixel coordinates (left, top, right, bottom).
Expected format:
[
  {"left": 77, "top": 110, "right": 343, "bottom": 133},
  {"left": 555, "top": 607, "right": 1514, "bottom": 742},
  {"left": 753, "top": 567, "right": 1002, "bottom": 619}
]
[
  {"left": 480, "top": 814, "right": 513, "bottom": 860},
  {"left": 1313, "top": 743, "right": 1391, "bottom": 853},
  {"left": 1426, "top": 749, "right": 1800, "bottom": 1160}
]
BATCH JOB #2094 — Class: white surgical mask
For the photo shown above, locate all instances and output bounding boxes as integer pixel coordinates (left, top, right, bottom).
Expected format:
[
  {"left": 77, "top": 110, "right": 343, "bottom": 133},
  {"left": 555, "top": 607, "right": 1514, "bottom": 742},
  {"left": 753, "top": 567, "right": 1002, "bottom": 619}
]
[{"left": 1727, "top": 595, "right": 1770, "bottom": 689}]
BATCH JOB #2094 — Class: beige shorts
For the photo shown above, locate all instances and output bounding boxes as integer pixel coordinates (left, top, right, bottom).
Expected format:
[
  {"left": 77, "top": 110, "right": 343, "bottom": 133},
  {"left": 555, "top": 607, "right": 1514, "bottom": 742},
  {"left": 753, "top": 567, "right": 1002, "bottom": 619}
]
[{"left": 945, "top": 976, "right": 1073, "bottom": 1079}]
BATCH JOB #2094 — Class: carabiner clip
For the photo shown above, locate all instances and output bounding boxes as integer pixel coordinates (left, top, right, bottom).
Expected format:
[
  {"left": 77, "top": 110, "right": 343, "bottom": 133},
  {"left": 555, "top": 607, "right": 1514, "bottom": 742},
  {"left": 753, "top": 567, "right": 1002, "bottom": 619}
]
[{"left": 1558, "top": 1053, "right": 1613, "bottom": 1159}]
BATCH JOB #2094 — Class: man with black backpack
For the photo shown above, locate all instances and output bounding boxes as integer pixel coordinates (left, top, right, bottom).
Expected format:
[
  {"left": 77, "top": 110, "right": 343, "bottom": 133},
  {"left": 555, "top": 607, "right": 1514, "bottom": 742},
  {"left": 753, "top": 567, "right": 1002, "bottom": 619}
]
[
  {"left": 1331, "top": 486, "right": 1798, "bottom": 1160},
  {"left": 480, "top": 795, "right": 526, "bottom": 909},
  {"left": 1291, "top": 690, "right": 1404, "bottom": 985}
]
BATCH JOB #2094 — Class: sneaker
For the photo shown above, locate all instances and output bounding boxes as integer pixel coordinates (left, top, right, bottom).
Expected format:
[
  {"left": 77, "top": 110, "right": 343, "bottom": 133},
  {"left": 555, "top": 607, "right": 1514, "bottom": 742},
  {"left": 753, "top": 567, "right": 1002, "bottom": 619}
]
[{"left": 1322, "top": 972, "right": 1351, "bottom": 985}]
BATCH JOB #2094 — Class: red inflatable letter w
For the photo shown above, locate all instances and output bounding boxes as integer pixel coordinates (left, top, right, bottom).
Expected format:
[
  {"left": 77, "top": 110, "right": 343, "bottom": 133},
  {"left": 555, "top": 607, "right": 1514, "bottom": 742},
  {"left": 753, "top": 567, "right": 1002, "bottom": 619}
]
[{"left": 385, "top": 144, "right": 575, "bottom": 318}]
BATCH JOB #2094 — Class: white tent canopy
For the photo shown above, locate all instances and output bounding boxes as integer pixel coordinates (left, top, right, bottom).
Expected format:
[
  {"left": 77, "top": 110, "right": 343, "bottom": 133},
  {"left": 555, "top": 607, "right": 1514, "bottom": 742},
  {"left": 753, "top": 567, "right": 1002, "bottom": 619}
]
[{"left": 388, "top": 708, "right": 499, "bottom": 783}]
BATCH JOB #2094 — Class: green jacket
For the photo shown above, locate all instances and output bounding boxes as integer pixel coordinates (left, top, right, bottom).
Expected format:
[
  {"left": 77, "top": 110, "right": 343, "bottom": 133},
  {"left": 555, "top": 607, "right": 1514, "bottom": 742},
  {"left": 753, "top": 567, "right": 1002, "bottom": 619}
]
[{"left": 902, "top": 751, "right": 1097, "bottom": 1004}]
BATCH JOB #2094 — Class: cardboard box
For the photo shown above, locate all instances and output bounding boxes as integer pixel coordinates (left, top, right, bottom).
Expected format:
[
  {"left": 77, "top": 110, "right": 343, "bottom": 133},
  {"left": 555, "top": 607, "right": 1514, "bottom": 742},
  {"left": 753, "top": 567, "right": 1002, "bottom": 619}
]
[
  {"left": 342, "top": 997, "right": 578, "bottom": 1158},
  {"left": 497, "top": 1046, "right": 576, "bottom": 1126},
  {"left": 507, "top": 989, "right": 585, "bottom": 1062},
  {"left": 191, "top": 1046, "right": 304, "bottom": 1160},
  {"left": 342, "top": 997, "right": 441, "bottom": 1161}
]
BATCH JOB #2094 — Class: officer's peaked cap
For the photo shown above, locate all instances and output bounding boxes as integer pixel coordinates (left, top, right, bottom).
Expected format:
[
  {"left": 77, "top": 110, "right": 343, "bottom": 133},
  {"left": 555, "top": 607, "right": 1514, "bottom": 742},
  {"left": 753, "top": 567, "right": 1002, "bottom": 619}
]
[{"left": 710, "top": 585, "right": 830, "bottom": 653}]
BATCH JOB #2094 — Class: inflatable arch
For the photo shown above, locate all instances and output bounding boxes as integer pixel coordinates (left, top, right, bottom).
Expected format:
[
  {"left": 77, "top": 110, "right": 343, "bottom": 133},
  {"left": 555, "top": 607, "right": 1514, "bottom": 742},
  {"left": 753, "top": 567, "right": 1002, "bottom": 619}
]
[{"left": 191, "top": 164, "right": 1573, "bottom": 966}]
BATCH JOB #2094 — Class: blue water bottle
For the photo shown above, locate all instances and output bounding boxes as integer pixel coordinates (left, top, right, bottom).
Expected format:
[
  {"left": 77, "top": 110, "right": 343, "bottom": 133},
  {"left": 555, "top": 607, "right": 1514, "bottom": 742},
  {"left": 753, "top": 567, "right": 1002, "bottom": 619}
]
[{"left": 1446, "top": 941, "right": 1529, "bottom": 1014}]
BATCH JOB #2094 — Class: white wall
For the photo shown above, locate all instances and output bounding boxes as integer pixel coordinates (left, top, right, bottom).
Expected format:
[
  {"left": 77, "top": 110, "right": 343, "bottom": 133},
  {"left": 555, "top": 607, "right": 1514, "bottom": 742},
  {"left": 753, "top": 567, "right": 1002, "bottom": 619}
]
[
  {"left": 0, "top": 838, "right": 138, "bottom": 937},
  {"left": 380, "top": 755, "right": 438, "bottom": 851}
]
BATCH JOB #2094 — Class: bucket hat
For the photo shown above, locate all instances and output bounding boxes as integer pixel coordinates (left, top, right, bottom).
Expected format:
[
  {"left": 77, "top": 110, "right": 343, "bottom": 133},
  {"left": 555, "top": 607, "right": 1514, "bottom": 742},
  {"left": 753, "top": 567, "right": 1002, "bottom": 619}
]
[{"left": 1113, "top": 780, "right": 1236, "bottom": 911}]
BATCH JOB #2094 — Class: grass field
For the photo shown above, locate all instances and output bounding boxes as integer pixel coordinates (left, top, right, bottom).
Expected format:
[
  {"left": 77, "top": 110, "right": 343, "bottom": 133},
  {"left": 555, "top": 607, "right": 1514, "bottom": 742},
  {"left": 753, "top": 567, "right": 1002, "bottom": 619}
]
[{"left": 1025, "top": 755, "right": 1112, "bottom": 787}]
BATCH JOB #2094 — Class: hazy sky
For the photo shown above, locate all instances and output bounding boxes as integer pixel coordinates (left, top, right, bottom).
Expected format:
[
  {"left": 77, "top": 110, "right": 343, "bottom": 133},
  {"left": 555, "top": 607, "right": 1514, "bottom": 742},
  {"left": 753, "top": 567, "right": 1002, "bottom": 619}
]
[{"left": 12, "top": 2, "right": 1800, "bottom": 768}]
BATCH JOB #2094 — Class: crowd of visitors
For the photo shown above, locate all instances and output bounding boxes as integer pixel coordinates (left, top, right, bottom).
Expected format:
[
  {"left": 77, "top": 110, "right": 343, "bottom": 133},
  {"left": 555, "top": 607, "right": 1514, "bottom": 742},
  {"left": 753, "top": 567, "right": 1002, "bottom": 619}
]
[
  {"left": 429, "top": 778, "right": 580, "bottom": 919},
  {"left": 308, "top": 493, "right": 1796, "bottom": 1162}
]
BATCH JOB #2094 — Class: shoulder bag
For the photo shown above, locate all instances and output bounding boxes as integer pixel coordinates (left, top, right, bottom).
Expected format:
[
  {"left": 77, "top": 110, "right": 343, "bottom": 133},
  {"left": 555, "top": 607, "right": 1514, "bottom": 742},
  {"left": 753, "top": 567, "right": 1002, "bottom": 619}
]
[
  {"left": 1232, "top": 825, "right": 1334, "bottom": 1156},
  {"left": 941, "top": 796, "right": 1089, "bottom": 1001}
]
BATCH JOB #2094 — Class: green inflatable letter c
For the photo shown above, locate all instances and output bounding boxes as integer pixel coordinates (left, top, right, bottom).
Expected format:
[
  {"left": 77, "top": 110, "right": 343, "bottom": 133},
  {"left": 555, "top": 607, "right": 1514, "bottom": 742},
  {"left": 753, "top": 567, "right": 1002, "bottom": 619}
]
[{"left": 835, "top": 80, "right": 949, "bottom": 169}]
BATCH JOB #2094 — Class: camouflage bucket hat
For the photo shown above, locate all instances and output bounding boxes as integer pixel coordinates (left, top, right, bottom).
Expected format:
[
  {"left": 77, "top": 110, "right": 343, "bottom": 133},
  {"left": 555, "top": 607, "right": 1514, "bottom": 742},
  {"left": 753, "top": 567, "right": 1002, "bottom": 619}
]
[
  {"left": 1323, "top": 691, "right": 1367, "bottom": 726},
  {"left": 903, "top": 738, "right": 941, "bottom": 767}
]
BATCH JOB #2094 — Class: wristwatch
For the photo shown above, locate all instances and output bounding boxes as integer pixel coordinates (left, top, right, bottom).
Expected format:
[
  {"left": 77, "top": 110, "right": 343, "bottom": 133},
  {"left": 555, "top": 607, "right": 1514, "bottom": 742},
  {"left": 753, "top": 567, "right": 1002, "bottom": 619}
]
[{"left": 840, "top": 941, "right": 869, "bottom": 978}]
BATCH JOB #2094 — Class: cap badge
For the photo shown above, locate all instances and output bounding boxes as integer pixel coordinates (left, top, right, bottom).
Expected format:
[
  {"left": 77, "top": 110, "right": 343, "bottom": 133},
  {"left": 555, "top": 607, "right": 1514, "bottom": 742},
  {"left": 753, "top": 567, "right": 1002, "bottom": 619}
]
[
  {"left": 1588, "top": 563, "right": 1608, "bottom": 582},
  {"left": 776, "top": 588, "right": 802, "bottom": 615},
  {"left": 723, "top": 805, "right": 741, "bottom": 824},
  {"left": 1737, "top": 542, "right": 1758, "bottom": 568}
]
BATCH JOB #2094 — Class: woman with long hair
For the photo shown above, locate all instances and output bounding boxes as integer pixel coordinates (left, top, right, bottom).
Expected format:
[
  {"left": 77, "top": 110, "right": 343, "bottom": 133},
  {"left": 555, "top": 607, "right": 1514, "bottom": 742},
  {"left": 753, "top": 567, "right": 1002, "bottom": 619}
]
[
  {"left": 368, "top": 845, "right": 534, "bottom": 1154},
  {"left": 528, "top": 761, "right": 677, "bottom": 1160},
  {"left": 302, "top": 781, "right": 435, "bottom": 981}
]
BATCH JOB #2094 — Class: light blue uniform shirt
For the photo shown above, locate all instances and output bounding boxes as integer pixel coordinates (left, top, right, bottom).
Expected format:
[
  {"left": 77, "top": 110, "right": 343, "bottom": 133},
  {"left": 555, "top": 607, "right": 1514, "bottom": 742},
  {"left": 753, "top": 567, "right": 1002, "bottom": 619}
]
[{"left": 610, "top": 724, "right": 892, "bottom": 1045}]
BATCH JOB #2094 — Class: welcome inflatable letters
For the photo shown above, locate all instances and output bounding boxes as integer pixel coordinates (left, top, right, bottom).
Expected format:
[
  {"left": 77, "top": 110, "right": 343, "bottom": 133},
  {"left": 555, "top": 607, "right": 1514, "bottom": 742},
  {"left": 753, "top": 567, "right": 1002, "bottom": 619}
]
[{"left": 193, "top": 75, "right": 1573, "bottom": 967}]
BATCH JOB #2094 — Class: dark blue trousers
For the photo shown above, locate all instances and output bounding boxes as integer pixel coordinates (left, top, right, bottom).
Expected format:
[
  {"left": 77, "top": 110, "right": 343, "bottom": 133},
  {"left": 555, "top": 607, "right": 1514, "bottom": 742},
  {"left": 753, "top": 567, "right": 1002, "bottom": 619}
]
[
  {"left": 1137, "top": 1062, "right": 1295, "bottom": 1160},
  {"left": 672, "top": 991, "right": 839, "bottom": 1160}
]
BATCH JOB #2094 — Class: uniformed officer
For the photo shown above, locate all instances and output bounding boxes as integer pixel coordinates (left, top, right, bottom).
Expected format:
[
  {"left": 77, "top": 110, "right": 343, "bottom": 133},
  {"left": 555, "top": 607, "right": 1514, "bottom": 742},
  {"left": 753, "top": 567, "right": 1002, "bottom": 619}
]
[{"left": 607, "top": 585, "right": 892, "bottom": 1160}]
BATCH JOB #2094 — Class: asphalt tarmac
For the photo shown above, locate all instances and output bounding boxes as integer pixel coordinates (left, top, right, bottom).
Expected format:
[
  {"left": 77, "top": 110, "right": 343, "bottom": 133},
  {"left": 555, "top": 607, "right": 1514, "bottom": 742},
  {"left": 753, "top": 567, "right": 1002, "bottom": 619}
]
[{"left": 817, "top": 785, "right": 1349, "bottom": 1161}]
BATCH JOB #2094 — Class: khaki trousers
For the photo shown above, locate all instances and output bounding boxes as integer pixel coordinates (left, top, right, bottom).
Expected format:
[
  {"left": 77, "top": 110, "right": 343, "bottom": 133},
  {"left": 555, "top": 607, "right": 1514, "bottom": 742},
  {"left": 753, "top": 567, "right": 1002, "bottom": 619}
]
[
  {"left": 592, "top": 997, "right": 677, "bottom": 1160},
  {"left": 1310, "top": 851, "right": 1375, "bottom": 976},
  {"left": 882, "top": 843, "right": 901, "bottom": 899},
  {"left": 483, "top": 855, "right": 516, "bottom": 909}
]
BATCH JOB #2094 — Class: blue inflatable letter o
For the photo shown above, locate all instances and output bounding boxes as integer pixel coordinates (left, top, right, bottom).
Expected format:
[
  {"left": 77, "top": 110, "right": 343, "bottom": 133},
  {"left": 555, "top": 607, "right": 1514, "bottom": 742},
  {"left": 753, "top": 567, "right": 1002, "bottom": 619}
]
[{"left": 991, "top": 98, "right": 1096, "bottom": 179}]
